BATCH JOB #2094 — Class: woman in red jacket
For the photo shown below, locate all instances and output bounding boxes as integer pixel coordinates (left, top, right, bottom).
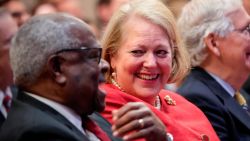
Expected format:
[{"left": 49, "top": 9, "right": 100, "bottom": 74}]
[{"left": 100, "top": 0, "right": 219, "bottom": 140}]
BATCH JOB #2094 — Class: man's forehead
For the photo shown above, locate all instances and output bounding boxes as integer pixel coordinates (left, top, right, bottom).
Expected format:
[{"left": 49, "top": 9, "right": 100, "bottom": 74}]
[
  {"left": 227, "top": 7, "right": 250, "bottom": 29},
  {"left": 66, "top": 38, "right": 100, "bottom": 50},
  {"left": 76, "top": 32, "right": 100, "bottom": 49},
  {"left": 69, "top": 24, "right": 95, "bottom": 40},
  {"left": 80, "top": 43, "right": 101, "bottom": 51}
]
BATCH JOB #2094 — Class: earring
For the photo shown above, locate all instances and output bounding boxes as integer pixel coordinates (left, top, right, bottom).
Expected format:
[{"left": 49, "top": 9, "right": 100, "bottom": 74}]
[
  {"left": 56, "top": 76, "right": 66, "bottom": 84},
  {"left": 112, "top": 72, "right": 117, "bottom": 80},
  {"left": 111, "top": 71, "right": 125, "bottom": 92}
]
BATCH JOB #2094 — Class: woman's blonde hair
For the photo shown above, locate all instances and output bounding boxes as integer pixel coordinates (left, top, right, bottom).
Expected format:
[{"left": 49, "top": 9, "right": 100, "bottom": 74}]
[{"left": 102, "top": 0, "right": 190, "bottom": 83}]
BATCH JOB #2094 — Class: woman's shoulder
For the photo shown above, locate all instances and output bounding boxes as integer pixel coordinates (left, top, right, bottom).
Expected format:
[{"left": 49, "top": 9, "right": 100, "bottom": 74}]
[
  {"left": 101, "top": 83, "right": 125, "bottom": 101},
  {"left": 159, "top": 89, "right": 203, "bottom": 111},
  {"left": 101, "top": 83, "right": 143, "bottom": 105},
  {"left": 101, "top": 83, "right": 119, "bottom": 92}
]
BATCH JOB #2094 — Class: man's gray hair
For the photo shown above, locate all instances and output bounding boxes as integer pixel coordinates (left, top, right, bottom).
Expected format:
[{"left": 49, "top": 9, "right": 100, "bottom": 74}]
[
  {"left": 177, "top": 0, "right": 242, "bottom": 66},
  {"left": 10, "top": 13, "right": 91, "bottom": 86}
]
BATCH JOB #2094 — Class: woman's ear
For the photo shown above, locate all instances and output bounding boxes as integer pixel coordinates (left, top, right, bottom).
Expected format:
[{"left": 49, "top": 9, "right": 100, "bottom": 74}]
[
  {"left": 110, "top": 55, "right": 117, "bottom": 69},
  {"left": 47, "top": 55, "right": 67, "bottom": 85},
  {"left": 204, "top": 33, "right": 221, "bottom": 57}
]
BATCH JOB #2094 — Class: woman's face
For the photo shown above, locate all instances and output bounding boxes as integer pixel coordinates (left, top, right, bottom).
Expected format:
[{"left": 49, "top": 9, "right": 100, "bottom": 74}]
[{"left": 111, "top": 16, "right": 173, "bottom": 103}]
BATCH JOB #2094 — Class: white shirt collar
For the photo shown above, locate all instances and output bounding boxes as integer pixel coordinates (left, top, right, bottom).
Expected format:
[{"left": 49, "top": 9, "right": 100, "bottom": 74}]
[
  {"left": 0, "top": 87, "right": 12, "bottom": 117},
  {"left": 0, "top": 87, "right": 12, "bottom": 105},
  {"left": 0, "top": 90, "right": 4, "bottom": 106},
  {"left": 208, "top": 72, "right": 235, "bottom": 97},
  {"left": 25, "top": 92, "right": 85, "bottom": 134}
]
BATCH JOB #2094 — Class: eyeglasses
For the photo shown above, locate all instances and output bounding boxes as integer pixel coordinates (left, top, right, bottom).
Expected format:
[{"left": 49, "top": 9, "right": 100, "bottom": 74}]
[
  {"left": 55, "top": 47, "right": 102, "bottom": 64},
  {"left": 236, "top": 23, "right": 250, "bottom": 37}
]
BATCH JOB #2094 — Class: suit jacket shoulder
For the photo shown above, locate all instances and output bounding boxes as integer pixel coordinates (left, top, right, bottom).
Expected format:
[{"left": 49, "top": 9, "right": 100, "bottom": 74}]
[
  {"left": 177, "top": 67, "right": 250, "bottom": 141},
  {"left": 0, "top": 90, "right": 88, "bottom": 141}
]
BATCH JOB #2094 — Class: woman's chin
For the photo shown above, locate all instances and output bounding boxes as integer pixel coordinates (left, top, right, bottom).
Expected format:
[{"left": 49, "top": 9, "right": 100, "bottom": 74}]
[{"left": 135, "top": 88, "right": 160, "bottom": 100}]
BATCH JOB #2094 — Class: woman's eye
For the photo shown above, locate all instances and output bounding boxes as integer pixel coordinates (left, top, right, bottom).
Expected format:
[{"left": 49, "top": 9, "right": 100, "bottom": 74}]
[
  {"left": 130, "top": 50, "right": 145, "bottom": 56},
  {"left": 155, "top": 50, "right": 168, "bottom": 58}
]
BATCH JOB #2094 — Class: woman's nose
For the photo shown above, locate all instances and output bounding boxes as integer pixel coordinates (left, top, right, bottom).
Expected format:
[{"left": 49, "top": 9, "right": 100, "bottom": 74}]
[{"left": 143, "top": 53, "right": 157, "bottom": 68}]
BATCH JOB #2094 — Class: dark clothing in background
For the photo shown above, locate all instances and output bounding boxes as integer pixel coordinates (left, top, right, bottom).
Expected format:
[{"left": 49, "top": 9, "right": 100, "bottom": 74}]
[
  {"left": 0, "top": 89, "right": 121, "bottom": 141},
  {"left": 177, "top": 67, "right": 250, "bottom": 141}
]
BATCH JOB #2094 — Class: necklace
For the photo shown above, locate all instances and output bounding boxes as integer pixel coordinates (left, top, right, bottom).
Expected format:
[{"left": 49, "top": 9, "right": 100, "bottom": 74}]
[
  {"left": 154, "top": 95, "right": 161, "bottom": 110},
  {"left": 111, "top": 78, "right": 161, "bottom": 109},
  {"left": 111, "top": 78, "right": 125, "bottom": 92}
]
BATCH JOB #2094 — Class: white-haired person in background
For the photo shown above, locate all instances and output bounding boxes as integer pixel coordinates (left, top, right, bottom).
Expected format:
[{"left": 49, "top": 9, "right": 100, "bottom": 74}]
[{"left": 177, "top": 0, "right": 250, "bottom": 140}]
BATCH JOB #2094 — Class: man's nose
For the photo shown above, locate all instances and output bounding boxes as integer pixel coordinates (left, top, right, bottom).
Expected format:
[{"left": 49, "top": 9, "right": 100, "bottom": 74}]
[{"left": 99, "top": 59, "right": 110, "bottom": 75}]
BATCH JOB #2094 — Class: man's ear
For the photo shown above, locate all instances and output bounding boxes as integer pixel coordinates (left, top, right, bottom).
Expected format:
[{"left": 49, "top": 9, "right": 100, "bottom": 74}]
[
  {"left": 47, "top": 55, "right": 66, "bottom": 84},
  {"left": 204, "top": 33, "right": 221, "bottom": 57}
]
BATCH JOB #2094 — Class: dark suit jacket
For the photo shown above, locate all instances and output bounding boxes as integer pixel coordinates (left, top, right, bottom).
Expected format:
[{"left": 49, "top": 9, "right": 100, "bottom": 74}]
[
  {"left": 242, "top": 77, "right": 250, "bottom": 105},
  {"left": 0, "top": 89, "right": 121, "bottom": 141},
  {"left": 0, "top": 112, "right": 4, "bottom": 128},
  {"left": 177, "top": 67, "right": 250, "bottom": 141}
]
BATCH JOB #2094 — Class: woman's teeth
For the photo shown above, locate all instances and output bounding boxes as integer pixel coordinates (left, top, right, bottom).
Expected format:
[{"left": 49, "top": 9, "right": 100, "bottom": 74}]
[{"left": 136, "top": 74, "right": 159, "bottom": 80}]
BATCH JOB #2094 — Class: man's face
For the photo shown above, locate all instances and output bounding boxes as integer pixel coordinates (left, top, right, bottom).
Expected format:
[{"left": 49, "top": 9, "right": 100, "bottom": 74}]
[
  {"left": 243, "top": 0, "right": 250, "bottom": 15},
  {"left": 0, "top": 14, "right": 18, "bottom": 90},
  {"left": 4, "top": 0, "right": 30, "bottom": 27},
  {"left": 98, "top": 0, "right": 129, "bottom": 24},
  {"left": 217, "top": 7, "right": 250, "bottom": 76},
  {"left": 58, "top": 30, "right": 106, "bottom": 115}
]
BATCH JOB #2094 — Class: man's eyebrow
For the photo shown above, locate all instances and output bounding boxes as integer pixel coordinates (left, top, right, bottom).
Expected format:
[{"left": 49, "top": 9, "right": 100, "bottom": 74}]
[{"left": 238, "top": 22, "right": 250, "bottom": 31}]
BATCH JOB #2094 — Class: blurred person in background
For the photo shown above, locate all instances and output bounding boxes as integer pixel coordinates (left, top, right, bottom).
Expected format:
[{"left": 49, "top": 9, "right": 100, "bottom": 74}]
[
  {"left": 57, "top": 0, "right": 99, "bottom": 38},
  {"left": 96, "top": 0, "right": 129, "bottom": 38},
  {"left": 243, "top": 0, "right": 250, "bottom": 15},
  {"left": 32, "top": 0, "right": 99, "bottom": 38},
  {"left": 56, "top": 0, "right": 85, "bottom": 20},
  {"left": 32, "top": 1, "right": 57, "bottom": 15},
  {"left": 0, "top": 7, "right": 18, "bottom": 127},
  {"left": 177, "top": 0, "right": 250, "bottom": 140},
  {"left": 0, "top": 0, "right": 30, "bottom": 27},
  {"left": 163, "top": 0, "right": 190, "bottom": 18}
]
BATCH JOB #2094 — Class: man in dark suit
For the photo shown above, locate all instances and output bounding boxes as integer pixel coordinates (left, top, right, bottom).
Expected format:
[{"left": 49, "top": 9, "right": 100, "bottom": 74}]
[
  {"left": 241, "top": 0, "right": 250, "bottom": 103},
  {"left": 0, "top": 8, "right": 18, "bottom": 127},
  {"left": 0, "top": 13, "right": 121, "bottom": 141},
  {"left": 177, "top": 0, "right": 250, "bottom": 140}
]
